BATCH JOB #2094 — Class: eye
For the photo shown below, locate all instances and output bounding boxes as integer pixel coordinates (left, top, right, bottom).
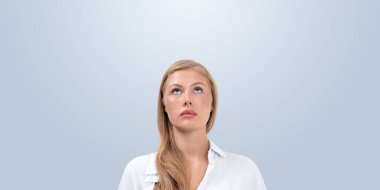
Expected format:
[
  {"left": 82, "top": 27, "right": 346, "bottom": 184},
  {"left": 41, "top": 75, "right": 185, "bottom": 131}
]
[
  {"left": 193, "top": 87, "right": 203, "bottom": 94},
  {"left": 171, "top": 88, "right": 182, "bottom": 95}
]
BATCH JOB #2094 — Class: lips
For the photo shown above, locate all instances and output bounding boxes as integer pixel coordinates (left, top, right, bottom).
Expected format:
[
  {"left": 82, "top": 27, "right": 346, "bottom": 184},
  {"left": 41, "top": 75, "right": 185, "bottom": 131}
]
[{"left": 180, "top": 109, "right": 197, "bottom": 118}]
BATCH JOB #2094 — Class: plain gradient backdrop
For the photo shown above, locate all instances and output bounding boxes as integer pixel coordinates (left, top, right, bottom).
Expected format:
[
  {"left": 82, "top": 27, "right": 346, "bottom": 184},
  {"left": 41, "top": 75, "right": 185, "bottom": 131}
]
[{"left": 0, "top": 0, "right": 379, "bottom": 190}]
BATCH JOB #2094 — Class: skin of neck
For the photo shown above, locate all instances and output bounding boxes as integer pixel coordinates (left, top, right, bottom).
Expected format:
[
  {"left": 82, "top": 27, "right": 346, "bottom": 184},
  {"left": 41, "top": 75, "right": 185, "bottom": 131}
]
[{"left": 172, "top": 126, "right": 210, "bottom": 162}]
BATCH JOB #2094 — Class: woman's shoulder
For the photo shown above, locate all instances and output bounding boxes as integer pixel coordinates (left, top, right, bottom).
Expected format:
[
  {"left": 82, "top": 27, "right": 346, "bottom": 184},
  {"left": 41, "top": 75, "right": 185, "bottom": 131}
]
[
  {"left": 222, "top": 151, "right": 262, "bottom": 173},
  {"left": 118, "top": 153, "right": 157, "bottom": 190},
  {"left": 220, "top": 151, "right": 266, "bottom": 187},
  {"left": 224, "top": 151, "right": 256, "bottom": 163},
  {"left": 124, "top": 152, "right": 156, "bottom": 174},
  {"left": 209, "top": 140, "right": 262, "bottom": 173}
]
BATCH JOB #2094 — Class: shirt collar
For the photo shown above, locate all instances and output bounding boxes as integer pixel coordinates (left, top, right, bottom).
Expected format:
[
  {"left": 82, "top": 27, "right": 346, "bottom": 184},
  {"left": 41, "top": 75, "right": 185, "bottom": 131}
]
[
  {"left": 209, "top": 140, "right": 226, "bottom": 159},
  {"left": 144, "top": 140, "right": 226, "bottom": 183}
]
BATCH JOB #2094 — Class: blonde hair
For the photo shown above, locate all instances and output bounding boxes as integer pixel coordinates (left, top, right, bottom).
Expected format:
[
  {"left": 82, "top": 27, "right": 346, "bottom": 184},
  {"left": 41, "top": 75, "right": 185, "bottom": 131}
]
[{"left": 154, "top": 60, "right": 218, "bottom": 190}]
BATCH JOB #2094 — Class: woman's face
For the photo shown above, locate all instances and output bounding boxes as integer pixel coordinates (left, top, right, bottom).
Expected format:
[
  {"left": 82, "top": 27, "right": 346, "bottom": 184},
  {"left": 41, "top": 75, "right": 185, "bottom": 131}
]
[{"left": 162, "top": 68, "right": 213, "bottom": 132}]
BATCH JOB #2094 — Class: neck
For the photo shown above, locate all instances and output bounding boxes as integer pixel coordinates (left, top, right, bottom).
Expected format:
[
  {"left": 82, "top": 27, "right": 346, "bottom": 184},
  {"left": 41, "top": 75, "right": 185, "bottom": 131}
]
[{"left": 173, "top": 127, "right": 209, "bottom": 161}]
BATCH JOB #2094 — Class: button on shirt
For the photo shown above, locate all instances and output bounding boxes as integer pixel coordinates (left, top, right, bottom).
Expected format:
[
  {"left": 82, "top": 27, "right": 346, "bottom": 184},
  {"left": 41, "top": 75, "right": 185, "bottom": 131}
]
[{"left": 118, "top": 140, "right": 267, "bottom": 190}]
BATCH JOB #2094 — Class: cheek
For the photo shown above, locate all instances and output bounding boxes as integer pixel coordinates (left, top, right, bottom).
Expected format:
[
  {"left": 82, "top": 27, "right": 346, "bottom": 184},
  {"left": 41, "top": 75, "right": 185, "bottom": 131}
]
[
  {"left": 193, "top": 95, "right": 213, "bottom": 120},
  {"left": 198, "top": 94, "right": 213, "bottom": 108},
  {"left": 164, "top": 96, "right": 181, "bottom": 114}
]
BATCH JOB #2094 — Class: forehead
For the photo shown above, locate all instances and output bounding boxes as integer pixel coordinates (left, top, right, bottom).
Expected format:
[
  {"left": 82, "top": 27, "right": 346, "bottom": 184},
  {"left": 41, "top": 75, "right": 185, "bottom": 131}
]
[{"left": 165, "top": 69, "right": 209, "bottom": 87}]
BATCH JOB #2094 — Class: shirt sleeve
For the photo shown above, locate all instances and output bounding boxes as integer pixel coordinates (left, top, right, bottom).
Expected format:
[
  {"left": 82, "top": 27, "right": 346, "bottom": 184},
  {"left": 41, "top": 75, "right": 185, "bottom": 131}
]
[
  {"left": 118, "top": 160, "right": 140, "bottom": 190},
  {"left": 253, "top": 167, "right": 267, "bottom": 190},
  {"left": 248, "top": 159, "right": 267, "bottom": 190}
]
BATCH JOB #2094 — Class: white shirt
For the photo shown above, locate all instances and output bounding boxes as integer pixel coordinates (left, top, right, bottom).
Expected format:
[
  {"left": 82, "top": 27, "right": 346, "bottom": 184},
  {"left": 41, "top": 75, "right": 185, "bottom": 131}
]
[{"left": 118, "top": 140, "right": 267, "bottom": 190}]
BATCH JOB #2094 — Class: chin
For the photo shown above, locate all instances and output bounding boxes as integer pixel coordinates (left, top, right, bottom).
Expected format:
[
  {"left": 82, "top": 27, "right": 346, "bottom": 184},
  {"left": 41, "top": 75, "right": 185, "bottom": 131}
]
[{"left": 173, "top": 123, "right": 205, "bottom": 132}]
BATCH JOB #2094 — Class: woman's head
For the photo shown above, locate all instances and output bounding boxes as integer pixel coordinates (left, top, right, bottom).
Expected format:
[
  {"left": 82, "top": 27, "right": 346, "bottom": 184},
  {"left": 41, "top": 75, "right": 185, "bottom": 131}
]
[
  {"left": 157, "top": 59, "right": 218, "bottom": 136},
  {"left": 155, "top": 59, "right": 217, "bottom": 190}
]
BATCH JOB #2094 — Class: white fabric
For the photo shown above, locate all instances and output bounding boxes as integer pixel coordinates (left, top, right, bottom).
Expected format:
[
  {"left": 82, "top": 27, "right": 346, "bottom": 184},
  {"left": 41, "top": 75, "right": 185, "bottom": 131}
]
[{"left": 118, "top": 140, "right": 267, "bottom": 190}]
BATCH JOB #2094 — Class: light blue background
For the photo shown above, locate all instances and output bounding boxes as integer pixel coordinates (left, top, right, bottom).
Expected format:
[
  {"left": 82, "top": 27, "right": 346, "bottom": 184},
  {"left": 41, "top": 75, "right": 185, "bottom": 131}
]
[{"left": 1, "top": 0, "right": 379, "bottom": 189}]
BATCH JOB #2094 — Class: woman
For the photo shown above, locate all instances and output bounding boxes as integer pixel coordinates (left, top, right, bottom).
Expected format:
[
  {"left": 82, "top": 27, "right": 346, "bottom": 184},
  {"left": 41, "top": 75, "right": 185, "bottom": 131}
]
[{"left": 118, "top": 60, "right": 266, "bottom": 190}]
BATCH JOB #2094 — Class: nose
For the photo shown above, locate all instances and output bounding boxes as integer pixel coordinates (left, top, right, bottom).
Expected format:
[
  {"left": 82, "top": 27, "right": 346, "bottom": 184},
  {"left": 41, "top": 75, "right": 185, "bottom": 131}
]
[
  {"left": 183, "top": 100, "right": 192, "bottom": 107},
  {"left": 182, "top": 91, "right": 192, "bottom": 107}
]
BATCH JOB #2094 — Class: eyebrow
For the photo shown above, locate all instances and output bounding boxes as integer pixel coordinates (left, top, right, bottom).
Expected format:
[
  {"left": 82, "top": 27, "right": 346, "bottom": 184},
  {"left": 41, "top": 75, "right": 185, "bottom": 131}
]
[{"left": 168, "top": 82, "right": 207, "bottom": 88}]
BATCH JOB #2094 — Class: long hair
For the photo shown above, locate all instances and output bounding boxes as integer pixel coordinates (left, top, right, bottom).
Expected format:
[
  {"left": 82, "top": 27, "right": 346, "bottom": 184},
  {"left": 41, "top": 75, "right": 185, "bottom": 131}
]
[{"left": 154, "top": 60, "right": 218, "bottom": 190}]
